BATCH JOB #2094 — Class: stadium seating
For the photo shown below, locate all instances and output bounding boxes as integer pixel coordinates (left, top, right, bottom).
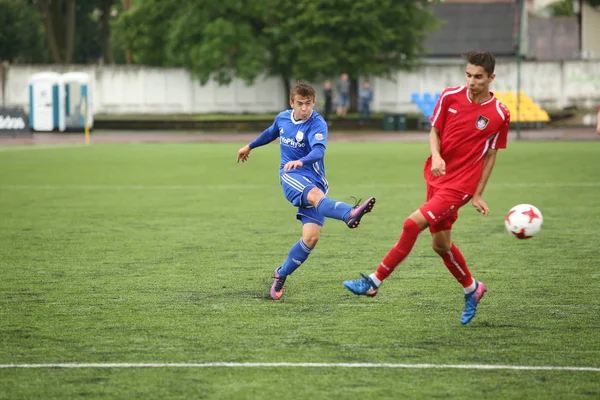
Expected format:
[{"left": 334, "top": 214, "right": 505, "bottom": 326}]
[
  {"left": 411, "top": 90, "right": 550, "bottom": 126},
  {"left": 494, "top": 91, "right": 550, "bottom": 124},
  {"left": 411, "top": 91, "right": 441, "bottom": 120}
]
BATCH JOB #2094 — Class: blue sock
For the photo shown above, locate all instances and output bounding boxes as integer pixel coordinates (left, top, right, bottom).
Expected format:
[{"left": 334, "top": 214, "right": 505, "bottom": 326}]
[
  {"left": 316, "top": 197, "right": 353, "bottom": 222},
  {"left": 279, "top": 240, "right": 313, "bottom": 277}
]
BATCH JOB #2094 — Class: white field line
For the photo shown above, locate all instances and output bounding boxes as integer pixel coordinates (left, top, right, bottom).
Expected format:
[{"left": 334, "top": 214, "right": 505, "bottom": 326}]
[
  {"left": 0, "top": 362, "right": 599, "bottom": 371},
  {"left": 0, "top": 182, "right": 599, "bottom": 191}
]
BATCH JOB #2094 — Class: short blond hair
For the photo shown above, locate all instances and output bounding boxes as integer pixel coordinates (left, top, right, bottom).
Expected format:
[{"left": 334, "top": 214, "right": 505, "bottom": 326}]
[{"left": 290, "top": 81, "right": 316, "bottom": 102}]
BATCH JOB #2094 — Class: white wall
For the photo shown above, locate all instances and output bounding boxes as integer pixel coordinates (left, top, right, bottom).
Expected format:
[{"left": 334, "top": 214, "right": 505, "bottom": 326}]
[
  {"left": 582, "top": 2, "right": 600, "bottom": 60},
  {"left": 374, "top": 60, "right": 600, "bottom": 111},
  {"left": 3, "top": 65, "right": 288, "bottom": 115},
  {"left": 3, "top": 61, "right": 600, "bottom": 114}
]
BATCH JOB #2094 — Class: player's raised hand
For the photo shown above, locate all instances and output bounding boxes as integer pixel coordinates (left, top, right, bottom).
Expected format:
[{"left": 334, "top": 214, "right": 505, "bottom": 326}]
[
  {"left": 472, "top": 196, "right": 490, "bottom": 216},
  {"left": 283, "top": 160, "right": 304, "bottom": 171},
  {"left": 237, "top": 146, "right": 251, "bottom": 163},
  {"left": 431, "top": 156, "right": 446, "bottom": 177}
]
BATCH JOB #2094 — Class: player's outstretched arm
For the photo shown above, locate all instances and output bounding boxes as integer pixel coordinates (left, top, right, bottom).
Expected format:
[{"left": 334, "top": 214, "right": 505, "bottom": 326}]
[
  {"left": 238, "top": 122, "right": 280, "bottom": 163},
  {"left": 237, "top": 145, "right": 251, "bottom": 163}
]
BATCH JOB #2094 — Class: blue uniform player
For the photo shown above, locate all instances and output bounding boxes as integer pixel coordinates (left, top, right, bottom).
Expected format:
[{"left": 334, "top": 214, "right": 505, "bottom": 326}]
[{"left": 237, "top": 81, "right": 376, "bottom": 300}]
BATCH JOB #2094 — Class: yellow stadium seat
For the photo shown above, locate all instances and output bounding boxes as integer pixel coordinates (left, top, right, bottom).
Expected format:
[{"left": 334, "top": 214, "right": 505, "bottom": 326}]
[{"left": 498, "top": 91, "right": 549, "bottom": 124}]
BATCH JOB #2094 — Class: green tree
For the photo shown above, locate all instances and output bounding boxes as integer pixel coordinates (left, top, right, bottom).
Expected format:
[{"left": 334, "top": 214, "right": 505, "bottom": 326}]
[
  {"left": 0, "top": 0, "right": 48, "bottom": 63},
  {"left": 74, "top": 0, "right": 119, "bottom": 64},
  {"left": 73, "top": 1, "right": 103, "bottom": 64},
  {"left": 112, "top": 0, "right": 181, "bottom": 66},
  {"left": 0, "top": 0, "right": 119, "bottom": 65},
  {"left": 547, "top": 0, "right": 576, "bottom": 16},
  {"left": 35, "top": 0, "right": 120, "bottom": 64},
  {"left": 113, "top": 0, "right": 438, "bottom": 103},
  {"left": 37, "top": 0, "right": 76, "bottom": 63},
  {"left": 548, "top": 0, "right": 600, "bottom": 16},
  {"left": 99, "top": 0, "right": 117, "bottom": 64}
]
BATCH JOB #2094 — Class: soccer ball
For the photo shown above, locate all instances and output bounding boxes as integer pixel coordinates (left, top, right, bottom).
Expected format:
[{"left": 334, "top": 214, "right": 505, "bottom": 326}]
[{"left": 505, "top": 204, "right": 543, "bottom": 239}]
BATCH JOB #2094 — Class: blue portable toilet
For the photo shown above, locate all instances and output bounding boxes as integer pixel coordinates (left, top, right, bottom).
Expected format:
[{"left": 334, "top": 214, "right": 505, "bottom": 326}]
[
  {"left": 28, "top": 72, "right": 65, "bottom": 132},
  {"left": 62, "top": 72, "right": 93, "bottom": 132}
]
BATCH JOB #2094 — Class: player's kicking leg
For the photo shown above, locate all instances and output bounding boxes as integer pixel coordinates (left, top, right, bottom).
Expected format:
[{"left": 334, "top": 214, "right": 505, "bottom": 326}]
[
  {"left": 309, "top": 190, "right": 375, "bottom": 228},
  {"left": 282, "top": 173, "right": 376, "bottom": 229},
  {"left": 345, "top": 197, "right": 377, "bottom": 228}
]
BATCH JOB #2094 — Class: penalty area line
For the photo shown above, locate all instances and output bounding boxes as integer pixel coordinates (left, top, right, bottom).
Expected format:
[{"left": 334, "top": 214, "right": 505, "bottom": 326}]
[{"left": 0, "top": 362, "right": 599, "bottom": 372}]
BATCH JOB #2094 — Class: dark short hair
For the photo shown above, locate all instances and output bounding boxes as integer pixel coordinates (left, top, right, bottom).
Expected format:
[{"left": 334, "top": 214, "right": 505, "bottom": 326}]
[
  {"left": 290, "top": 81, "right": 316, "bottom": 102},
  {"left": 463, "top": 50, "right": 496, "bottom": 76}
]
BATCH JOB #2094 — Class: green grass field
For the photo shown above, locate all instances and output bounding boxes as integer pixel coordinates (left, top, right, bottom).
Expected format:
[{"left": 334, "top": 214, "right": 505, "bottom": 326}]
[{"left": 0, "top": 140, "right": 599, "bottom": 399}]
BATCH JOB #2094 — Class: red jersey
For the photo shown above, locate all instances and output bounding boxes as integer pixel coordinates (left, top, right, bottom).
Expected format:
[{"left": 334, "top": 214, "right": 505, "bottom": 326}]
[{"left": 425, "top": 86, "right": 510, "bottom": 195}]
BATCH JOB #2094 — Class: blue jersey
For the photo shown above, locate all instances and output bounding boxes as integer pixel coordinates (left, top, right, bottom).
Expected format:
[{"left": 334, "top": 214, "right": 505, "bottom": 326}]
[{"left": 266, "top": 110, "right": 329, "bottom": 188}]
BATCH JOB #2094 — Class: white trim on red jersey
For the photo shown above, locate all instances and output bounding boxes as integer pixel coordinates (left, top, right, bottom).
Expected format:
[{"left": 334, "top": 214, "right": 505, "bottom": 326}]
[
  {"left": 465, "top": 88, "right": 496, "bottom": 105},
  {"left": 431, "top": 86, "right": 464, "bottom": 127},
  {"left": 495, "top": 99, "right": 506, "bottom": 121},
  {"left": 474, "top": 133, "right": 500, "bottom": 163}
]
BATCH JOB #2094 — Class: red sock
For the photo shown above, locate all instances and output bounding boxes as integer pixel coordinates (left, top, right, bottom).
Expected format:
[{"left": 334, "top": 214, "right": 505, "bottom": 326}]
[
  {"left": 375, "top": 218, "right": 422, "bottom": 281},
  {"left": 440, "top": 244, "right": 474, "bottom": 288}
]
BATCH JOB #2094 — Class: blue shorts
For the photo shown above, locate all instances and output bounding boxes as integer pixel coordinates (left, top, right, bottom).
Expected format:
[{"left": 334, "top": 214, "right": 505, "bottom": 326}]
[
  {"left": 338, "top": 94, "right": 349, "bottom": 108},
  {"left": 280, "top": 171, "right": 326, "bottom": 226},
  {"left": 297, "top": 206, "right": 325, "bottom": 226}
]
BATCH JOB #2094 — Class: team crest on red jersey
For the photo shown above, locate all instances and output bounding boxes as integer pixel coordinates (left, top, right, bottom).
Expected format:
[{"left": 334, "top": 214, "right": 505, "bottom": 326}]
[{"left": 475, "top": 115, "right": 489, "bottom": 130}]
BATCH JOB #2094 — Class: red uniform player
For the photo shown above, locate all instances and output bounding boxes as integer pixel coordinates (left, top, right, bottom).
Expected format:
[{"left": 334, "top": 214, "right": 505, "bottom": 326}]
[{"left": 343, "top": 50, "right": 510, "bottom": 325}]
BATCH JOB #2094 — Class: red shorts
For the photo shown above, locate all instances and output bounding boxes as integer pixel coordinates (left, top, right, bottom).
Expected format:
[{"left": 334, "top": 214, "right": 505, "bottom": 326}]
[{"left": 419, "top": 185, "right": 472, "bottom": 233}]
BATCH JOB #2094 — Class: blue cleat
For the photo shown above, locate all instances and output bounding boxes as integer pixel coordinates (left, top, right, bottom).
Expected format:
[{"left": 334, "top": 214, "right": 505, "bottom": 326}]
[
  {"left": 461, "top": 281, "right": 487, "bottom": 325},
  {"left": 346, "top": 197, "right": 376, "bottom": 228},
  {"left": 343, "top": 273, "right": 379, "bottom": 297}
]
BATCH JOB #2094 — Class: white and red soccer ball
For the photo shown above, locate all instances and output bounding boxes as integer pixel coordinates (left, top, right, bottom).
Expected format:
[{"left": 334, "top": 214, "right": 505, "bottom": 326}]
[{"left": 505, "top": 204, "right": 543, "bottom": 239}]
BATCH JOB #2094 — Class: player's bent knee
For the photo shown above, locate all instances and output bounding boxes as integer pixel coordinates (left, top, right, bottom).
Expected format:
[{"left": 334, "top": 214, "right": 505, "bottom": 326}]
[
  {"left": 431, "top": 234, "right": 452, "bottom": 254},
  {"left": 303, "top": 234, "right": 319, "bottom": 248},
  {"left": 305, "top": 187, "right": 325, "bottom": 207},
  {"left": 432, "top": 243, "right": 451, "bottom": 254},
  {"left": 302, "top": 222, "right": 321, "bottom": 248}
]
